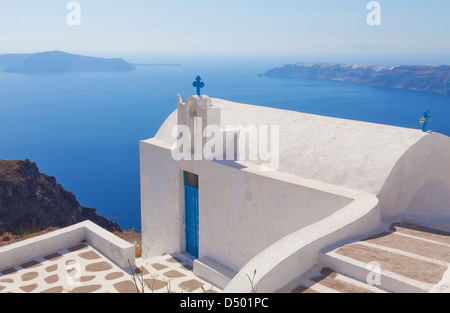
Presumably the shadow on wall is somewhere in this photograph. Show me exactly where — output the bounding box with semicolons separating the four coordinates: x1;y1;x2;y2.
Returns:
407;179;450;219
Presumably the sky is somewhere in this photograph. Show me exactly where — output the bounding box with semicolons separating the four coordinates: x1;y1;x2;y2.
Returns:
0;1;449;62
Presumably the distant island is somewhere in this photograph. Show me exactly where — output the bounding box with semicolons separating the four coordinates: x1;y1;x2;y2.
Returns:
264;62;450;96
132;63;182;67
0;51;136;74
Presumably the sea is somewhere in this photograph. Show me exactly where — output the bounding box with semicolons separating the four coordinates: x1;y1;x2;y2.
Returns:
1;55;449;231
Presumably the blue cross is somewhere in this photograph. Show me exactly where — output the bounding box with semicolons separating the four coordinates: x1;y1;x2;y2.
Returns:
420;109;432;132
192;76;205;96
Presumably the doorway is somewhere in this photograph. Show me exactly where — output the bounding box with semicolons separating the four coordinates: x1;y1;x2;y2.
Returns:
184;171;199;258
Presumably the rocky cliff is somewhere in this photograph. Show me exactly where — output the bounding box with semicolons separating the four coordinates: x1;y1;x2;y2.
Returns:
0;160;120;235
264;63;450;95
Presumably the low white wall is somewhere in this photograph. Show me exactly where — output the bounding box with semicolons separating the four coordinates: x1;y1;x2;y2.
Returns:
0;224;84;272
0;221;135;272
223;196;381;293
85;222;136;269
379;133;450;227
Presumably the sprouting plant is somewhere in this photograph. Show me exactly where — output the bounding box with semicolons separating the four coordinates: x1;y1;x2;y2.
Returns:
128;259;146;293
1;232;13;242
18;221;42;239
128;259;164;293
163;278;173;293
147;274;160;293
246;269;258;293
135;243;142;258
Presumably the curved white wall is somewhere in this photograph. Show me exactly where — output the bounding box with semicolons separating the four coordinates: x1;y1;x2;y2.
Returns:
223;196;381;293
378;133;450;226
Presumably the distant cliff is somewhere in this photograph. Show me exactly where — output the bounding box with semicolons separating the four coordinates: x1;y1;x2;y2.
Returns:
0;51;136;74
0;160;120;235
264;63;450;95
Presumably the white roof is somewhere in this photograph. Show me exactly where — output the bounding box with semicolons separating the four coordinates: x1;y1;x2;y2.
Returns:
154;97;428;194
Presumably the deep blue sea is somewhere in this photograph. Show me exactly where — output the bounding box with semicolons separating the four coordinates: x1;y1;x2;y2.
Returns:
1;57;449;231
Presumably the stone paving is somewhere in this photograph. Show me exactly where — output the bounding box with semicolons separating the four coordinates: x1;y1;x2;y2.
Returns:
0;242;221;293
133;255;220;293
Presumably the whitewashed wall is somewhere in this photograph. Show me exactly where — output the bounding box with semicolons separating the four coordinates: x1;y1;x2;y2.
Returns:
379;133;450;227
140;138;353;272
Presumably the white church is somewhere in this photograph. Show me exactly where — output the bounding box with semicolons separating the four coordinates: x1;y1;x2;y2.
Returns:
140;89;450;293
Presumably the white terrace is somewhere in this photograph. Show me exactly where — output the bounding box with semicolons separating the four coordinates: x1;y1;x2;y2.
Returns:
0;221;220;293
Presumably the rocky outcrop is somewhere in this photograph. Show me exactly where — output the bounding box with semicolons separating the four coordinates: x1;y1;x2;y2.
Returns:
264;63;450;95
0;160;120;235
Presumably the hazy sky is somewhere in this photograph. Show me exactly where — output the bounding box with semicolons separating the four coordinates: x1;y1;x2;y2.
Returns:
0;0;449;58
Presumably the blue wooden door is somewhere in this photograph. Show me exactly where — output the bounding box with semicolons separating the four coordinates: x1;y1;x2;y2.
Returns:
185;181;199;258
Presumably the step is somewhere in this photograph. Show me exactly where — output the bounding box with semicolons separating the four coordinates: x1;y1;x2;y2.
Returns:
193;257;237;290
318;223;450;293
291;266;386;293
